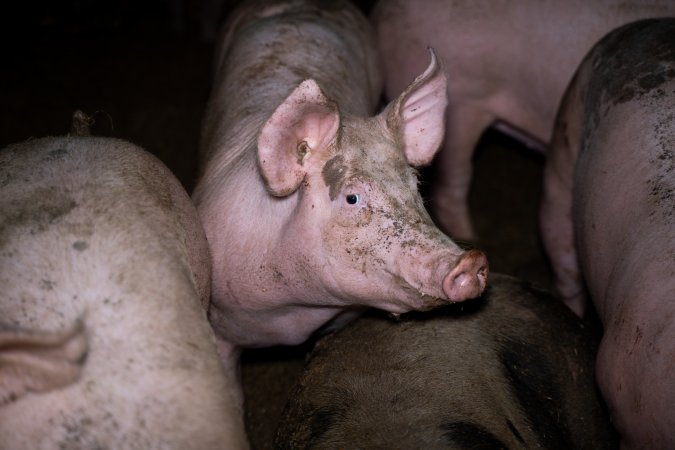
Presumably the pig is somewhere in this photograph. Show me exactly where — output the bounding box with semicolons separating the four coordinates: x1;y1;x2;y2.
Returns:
191;0;489;361
371;0;675;241
274;273;617;449
0;131;247;449
540;19;675;449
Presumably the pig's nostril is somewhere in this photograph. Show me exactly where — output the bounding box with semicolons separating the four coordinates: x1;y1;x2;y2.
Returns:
443;250;489;302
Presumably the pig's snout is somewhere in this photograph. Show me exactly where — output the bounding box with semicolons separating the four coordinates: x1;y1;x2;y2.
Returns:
443;250;489;302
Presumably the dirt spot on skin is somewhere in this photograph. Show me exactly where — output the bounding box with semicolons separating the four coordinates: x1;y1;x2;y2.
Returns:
585;19;675;130
647;147;674;222
0;190;77;246
579;20;675;227
629;326;644;355
39;279;56;290
646;106;674;224
73;240;89;251
56;410;124;450
271;266;285;283
45;147;69;161
322;155;347;201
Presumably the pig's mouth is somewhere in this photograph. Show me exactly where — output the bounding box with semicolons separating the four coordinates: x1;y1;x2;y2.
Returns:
391;249;489;309
391;276;455;311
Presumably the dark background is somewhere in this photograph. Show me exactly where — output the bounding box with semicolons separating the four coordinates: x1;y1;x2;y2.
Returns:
0;1;553;448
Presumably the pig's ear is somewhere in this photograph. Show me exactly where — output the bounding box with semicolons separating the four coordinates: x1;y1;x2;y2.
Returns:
258;80;340;196
385;48;448;167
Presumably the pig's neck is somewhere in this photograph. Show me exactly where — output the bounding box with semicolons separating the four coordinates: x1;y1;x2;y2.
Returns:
202;148;347;349
208;251;348;348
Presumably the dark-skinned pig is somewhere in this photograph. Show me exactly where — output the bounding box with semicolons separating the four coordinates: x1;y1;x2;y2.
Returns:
275;273;616;449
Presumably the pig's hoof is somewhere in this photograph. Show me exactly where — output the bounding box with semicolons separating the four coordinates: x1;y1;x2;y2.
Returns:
443;250;489;301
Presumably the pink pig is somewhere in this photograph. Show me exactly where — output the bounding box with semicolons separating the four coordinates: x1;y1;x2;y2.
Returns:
192;0;488;359
541;19;675;448
372;0;675;240
0;131;247;449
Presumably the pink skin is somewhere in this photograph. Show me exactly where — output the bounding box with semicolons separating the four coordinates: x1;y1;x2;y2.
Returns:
372;0;675;240
0;136;247;449
540;20;675;449
0;322;87;405
192;0;488;357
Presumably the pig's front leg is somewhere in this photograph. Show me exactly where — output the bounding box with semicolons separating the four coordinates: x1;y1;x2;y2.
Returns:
214;337;249;449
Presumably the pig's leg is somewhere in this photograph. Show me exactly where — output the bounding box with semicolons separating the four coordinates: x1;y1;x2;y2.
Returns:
540;118;586;317
430;104;492;241
0;321;87;405
215;337;248;443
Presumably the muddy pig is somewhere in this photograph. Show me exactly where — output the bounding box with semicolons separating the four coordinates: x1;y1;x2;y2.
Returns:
0;132;247;449
371;0;675;240
192;0;489;362
540;19;675;449
274;273;617;449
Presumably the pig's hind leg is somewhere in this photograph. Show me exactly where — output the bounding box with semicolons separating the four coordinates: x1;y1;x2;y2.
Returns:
430;103;494;241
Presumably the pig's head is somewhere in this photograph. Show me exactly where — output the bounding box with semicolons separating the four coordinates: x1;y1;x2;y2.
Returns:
257;49;488;313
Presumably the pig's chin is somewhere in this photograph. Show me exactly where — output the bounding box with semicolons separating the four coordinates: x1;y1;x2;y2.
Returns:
377;293;449;315
384;278;452;312
411;292;454;310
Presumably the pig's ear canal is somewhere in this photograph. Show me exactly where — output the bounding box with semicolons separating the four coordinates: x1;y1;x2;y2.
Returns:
257;79;340;197
385;47;448;168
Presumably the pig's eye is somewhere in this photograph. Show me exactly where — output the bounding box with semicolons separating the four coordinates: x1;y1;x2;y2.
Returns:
345;194;360;205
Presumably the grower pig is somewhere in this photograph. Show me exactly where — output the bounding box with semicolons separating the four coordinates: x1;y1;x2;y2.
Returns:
275;273;617;449
192;0;488;359
0;134;247;449
540;19;675;449
372;0;675;240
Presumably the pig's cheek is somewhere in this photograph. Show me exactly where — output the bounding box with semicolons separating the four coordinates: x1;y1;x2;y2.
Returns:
333;203;373;228
324;204;374;261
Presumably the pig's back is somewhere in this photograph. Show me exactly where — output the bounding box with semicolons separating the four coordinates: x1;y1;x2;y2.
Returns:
275;273;616;449
572;19;675;310
372;0;675;142
199;0;382;170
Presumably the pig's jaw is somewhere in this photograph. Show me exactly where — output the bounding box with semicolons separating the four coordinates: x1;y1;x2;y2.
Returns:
207;252;486;348
377;289;450;314
373;279;460;314
205;254;445;347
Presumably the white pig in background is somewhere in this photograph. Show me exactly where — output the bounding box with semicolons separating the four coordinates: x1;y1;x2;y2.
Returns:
192;0;488;364
372;0;675;240
540;19;675;449
0;128;247;448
